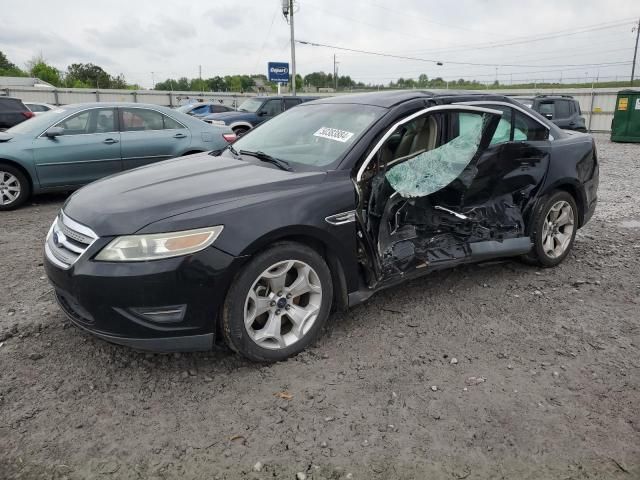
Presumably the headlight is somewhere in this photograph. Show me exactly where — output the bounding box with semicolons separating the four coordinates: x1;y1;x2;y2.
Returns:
95;226;223;262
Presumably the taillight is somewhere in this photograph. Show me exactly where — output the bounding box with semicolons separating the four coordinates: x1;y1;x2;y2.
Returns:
222;133;237;143
22;111;35;119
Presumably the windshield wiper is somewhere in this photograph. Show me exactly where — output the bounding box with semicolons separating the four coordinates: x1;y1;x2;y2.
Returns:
211;143;240;157
239;150;292;171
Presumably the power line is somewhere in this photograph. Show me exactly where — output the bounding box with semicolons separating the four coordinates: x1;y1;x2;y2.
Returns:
296;39;634;69
395;18;637;55
346;61;632;81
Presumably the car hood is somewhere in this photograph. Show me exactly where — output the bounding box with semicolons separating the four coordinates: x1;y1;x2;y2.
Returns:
63;152;325;237
0;131;32;146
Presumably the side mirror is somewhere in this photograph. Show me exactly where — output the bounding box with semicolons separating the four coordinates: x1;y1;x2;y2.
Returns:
544;113;553;120
44;127;64;138
257;110;267;117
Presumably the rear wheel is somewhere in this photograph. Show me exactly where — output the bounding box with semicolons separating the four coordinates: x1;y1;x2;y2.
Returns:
233;126;249;137
524;190;578;267
222;242;333;362
0;164;30;211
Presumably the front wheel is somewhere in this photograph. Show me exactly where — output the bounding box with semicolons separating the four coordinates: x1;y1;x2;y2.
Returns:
222;242;333;362
0;164;30;211
525;191;578;267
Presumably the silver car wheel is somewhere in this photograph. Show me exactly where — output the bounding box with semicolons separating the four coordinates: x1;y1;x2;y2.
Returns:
0;171;21;206
244;260;322;350
541;200;575;259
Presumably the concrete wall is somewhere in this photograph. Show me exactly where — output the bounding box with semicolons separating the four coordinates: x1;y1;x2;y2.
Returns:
2;85;625;132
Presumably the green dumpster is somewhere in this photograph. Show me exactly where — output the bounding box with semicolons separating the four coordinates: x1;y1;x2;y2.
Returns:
611;89;640;143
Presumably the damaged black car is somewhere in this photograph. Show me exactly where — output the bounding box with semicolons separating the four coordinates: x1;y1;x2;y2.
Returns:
44;90;599;362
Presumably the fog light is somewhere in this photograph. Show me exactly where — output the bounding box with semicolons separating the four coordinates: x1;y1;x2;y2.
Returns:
129;305;187;323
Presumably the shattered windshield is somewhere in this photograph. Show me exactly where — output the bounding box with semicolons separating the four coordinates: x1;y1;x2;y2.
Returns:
385;112;492;198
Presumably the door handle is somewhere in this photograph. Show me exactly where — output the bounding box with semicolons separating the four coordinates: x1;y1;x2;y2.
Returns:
103;138;119;144
173;133;187;139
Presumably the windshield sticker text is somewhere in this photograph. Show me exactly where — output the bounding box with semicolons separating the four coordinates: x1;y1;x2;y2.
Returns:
313;127;355;143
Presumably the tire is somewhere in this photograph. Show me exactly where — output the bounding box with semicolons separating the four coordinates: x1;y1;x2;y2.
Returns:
222;241;333;362
0;164;30;211
523;190;578;267
233;127;249;137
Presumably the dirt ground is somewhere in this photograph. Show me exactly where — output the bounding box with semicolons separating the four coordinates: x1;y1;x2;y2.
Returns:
1;133;639;479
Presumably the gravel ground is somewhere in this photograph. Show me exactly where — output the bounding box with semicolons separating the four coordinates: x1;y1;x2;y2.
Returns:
1;133;639;479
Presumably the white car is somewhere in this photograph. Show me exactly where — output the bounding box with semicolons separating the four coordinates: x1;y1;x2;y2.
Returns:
25;102;56;115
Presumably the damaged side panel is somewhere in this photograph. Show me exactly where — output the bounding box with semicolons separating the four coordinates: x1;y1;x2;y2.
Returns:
355;105;549;286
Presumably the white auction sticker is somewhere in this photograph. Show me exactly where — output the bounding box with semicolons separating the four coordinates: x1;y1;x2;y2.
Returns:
313;127;355;143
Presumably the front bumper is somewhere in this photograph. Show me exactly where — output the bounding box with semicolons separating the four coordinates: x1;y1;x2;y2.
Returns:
45;242;245;352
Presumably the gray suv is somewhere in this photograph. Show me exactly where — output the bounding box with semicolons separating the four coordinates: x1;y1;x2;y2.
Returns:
513;95;586;132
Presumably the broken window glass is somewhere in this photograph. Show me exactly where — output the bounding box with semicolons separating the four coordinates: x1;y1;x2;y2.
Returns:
385;113;491;198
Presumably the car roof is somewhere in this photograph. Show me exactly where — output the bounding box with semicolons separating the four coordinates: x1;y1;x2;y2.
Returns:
534;95;576;100
251;96;317;101
309;90;525;108
56;102;175;109
0;96;24;103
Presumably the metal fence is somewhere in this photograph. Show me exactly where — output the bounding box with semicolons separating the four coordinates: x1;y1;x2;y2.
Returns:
2;85;624;132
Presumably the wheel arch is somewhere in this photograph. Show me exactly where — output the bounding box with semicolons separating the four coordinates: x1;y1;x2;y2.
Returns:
544;180;586;227
0;158;35;192
229;122;252;132
238;226;351;312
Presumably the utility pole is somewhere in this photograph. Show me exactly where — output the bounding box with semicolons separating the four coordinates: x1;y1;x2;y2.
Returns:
333;54;339;91
632;17;640;86
289;0;296;96
151;71;155;90
199;65;203;93
282;0;297;95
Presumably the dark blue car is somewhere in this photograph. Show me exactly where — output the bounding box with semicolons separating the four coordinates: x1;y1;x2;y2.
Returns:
203;96;317;135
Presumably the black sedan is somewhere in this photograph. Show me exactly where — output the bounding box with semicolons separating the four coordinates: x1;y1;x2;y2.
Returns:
44;91;599;362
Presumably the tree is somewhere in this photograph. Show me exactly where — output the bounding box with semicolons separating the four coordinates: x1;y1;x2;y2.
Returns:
110;73;128;89
29;60;62;86
0;50;27;77
65;63;112;88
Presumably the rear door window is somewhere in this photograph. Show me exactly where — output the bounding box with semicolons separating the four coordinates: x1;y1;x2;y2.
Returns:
460;106;513;145
284;98;302;110
261;99;283;116
538;102;554;118
162;114;184;130
121;108;164;131
513;111;549;141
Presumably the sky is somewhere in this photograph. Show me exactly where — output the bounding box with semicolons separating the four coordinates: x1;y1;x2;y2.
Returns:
1;0;639;88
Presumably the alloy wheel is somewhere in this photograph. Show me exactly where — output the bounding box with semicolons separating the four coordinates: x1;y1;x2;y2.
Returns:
0;171;21;206
541;200;575;259
244;260;322;350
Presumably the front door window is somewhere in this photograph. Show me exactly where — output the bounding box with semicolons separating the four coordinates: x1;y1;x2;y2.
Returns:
385;111;493;198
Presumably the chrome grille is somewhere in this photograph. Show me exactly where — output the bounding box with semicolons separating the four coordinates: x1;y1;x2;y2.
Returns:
45;212;97;269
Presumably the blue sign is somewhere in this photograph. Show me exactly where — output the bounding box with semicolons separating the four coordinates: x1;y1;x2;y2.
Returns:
268;62;289;83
